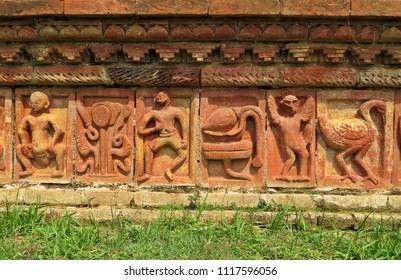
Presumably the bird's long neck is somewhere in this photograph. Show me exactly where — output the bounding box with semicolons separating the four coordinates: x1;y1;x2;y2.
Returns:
358;100;382;124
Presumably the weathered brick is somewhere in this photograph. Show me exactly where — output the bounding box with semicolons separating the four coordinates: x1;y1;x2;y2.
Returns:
23;189;82;206
322;195;388;211
136;0;208;16
388;196;401;211
132;192;191;207
319;213;356;229
80;190;133;207
203;193;260;208
260;194;321;210
0;0;63;16
352;0;401;17
353;213;401;228
282;0;350;17
209;0;280;16
64;0;136;15
0;188;24;204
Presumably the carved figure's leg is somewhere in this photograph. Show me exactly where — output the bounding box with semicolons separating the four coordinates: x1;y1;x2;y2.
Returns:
166;148;187;182
52;143;66;177
295;147;310;181
335;145;362;183
165;135;188;181
16;144;34;177
138;138;166;182
354;142;378;185
277;147;296;181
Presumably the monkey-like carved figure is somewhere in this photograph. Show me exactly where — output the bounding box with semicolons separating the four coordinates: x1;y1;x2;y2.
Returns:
268;95;315;182
137;91;188;182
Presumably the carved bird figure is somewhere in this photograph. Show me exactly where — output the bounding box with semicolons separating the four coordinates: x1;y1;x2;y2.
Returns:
318;100;386;185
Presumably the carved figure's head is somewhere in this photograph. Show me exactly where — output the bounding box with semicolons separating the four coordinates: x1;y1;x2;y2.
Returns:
280;95;300;115
154;91;171;107
29;91;50;112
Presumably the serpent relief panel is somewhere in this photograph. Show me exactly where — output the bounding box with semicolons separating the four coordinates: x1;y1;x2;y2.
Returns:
15;88;73;182
135;88;198;186
317;90;393;189
200;89;266;188
75;89;134;183
0;88;12;182
267;90;316;187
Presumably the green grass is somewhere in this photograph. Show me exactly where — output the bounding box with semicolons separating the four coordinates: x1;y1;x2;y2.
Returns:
1;202;401;260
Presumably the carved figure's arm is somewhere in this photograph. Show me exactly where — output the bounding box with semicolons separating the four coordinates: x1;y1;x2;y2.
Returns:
299;96;315;122
268;95;281;125
49;115;65;147
137;112;158;136
18;117;31;145
175;109;188;142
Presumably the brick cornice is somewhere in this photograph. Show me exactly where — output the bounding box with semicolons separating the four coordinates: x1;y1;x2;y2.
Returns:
1;0;401;18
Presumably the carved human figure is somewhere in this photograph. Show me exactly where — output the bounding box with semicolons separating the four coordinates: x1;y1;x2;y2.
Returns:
16;91;66;177
268;95;315;182
319;99;386;185
137;91;188;182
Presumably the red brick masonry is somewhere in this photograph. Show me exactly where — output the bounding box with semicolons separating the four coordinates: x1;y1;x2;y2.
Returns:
1;0;400;18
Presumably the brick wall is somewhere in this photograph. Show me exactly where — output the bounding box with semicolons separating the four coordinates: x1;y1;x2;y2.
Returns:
1;1;401;218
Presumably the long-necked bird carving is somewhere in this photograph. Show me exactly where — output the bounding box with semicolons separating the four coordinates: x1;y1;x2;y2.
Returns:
319;100;386;185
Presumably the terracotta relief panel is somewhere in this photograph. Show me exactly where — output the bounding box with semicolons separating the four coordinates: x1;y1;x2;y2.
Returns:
393;92;401;188
267;90;316;187
15;88;74;182
135;88;198;186
0;88;12;182
200;89;266;188
317;90;393;189
75;89;134;183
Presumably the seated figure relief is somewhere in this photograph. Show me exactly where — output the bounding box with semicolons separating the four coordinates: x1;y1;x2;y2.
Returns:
16;91;66;178
137;91;189;182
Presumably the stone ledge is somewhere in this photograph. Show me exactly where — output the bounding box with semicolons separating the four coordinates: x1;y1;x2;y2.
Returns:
2;189;400;212
41;206;401;229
